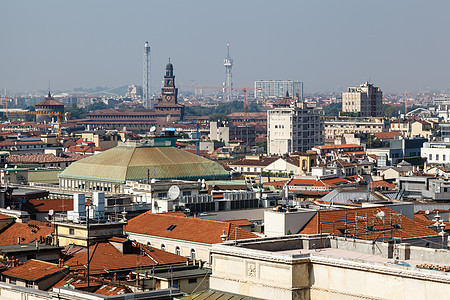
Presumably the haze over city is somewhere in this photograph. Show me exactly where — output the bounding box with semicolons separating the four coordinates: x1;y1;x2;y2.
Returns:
1;0;450;93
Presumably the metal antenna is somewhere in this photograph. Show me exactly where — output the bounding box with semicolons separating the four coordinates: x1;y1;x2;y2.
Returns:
143;41;152;109
223;42;233;101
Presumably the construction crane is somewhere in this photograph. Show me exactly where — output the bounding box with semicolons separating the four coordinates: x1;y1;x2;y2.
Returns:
404;91;408;116
178;84;260;121
0;95;10;117
11;110;70;141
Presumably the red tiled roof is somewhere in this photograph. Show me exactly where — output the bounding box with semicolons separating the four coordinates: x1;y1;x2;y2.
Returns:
126;212;258;244
0;220;53;246
2;259;67;281
67;145;105;153
0;213;15;221
23;199;73;213
7;153;86;164
373;132;403;140
264;180;288;189
223;219;253;227
0;140;43;146
229;157;279;167
65;241;187;275
300;206;439;239
315;144;362;150
371;180;396;189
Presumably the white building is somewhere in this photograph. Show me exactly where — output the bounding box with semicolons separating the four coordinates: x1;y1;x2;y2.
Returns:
342;82;383;117
421;141;450;165
267;93;323;155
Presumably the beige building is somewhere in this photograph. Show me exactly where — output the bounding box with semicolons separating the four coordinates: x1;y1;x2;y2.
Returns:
342;81;383;117
208;235;450;300
324;117;389;139
267;93;323;155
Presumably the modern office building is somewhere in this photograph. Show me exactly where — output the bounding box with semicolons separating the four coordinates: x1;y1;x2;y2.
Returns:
342;82;383;117
267;92;323;155
254;80;303;100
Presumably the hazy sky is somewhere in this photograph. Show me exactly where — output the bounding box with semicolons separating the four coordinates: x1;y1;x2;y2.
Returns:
1;0;450;94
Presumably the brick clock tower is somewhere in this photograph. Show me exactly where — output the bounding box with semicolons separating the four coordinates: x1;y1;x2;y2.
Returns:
154;61;184;127
161;62;178;104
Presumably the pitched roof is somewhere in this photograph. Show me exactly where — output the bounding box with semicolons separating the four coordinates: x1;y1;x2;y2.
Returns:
2;259;67;281
0;220;53;246
371;180;396;189
126;212;259;244
65;240;187;275
60;145;230;182
223;219;253;227
0;213;15;221
7;153;86;164
314;144;363;150
373;131;403;140
229;157;278;167
23;198;73;213
299;206;439;239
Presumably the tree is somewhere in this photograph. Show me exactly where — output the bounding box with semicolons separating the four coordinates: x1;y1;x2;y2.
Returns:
383;104;399;118
323;103;342;116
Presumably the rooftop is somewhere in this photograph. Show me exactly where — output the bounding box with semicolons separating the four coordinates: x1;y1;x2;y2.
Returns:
2;259;67;282
59;145;230;183
127;211;259;244
65;240;187;274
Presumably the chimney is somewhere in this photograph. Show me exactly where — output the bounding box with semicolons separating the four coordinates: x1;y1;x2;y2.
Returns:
144;270;148;278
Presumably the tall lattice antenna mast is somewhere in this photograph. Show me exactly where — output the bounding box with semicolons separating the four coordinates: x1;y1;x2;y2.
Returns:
143;41;152;109
223;42;233;101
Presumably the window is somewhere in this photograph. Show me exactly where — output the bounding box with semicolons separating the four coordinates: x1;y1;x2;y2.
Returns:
175;246;181;256
444;155;446;161
147;241;152;246
436;154;439;161
26;281;33;288
188;278;197;284
166;224;177;232
190;249;196;260
69;228;74;235
429;154;432;161
161;244;166;251
9;278;16;284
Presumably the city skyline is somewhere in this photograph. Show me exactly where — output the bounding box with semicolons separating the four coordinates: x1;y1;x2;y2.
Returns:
1;0;450;94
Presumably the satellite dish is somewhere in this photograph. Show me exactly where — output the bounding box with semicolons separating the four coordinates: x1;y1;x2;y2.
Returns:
48;209;54;216
168;185;180;200
150;126;156;132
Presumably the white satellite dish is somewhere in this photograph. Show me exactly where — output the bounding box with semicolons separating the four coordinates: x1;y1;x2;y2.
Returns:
168;185;181;200
48;209;54;216
150;126;156;133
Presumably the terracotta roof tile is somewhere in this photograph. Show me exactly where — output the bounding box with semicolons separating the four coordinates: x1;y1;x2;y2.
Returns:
223;219;253;226
0;220;53;246
315;144;362;150
229;157;279;167
373;132;404;140
7;153;86;164
126;212;259;244
2;259;67;281
65;240;186;275
23;199;73;213
300;206;439;239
